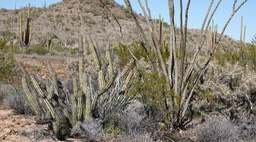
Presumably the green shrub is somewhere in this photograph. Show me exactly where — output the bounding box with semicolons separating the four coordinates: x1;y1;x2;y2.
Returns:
0;40;15;81
1;8;8;12
68;48;78;55
24;44;48;55
113;42;147;67
115;14;124;20
214;44;256;70
130;70;174;120
0;31;16;40
87;19;96;25
65;27;71;32
124;9;132;19
11;45;22;54
103;123;126;135
91;9;100;16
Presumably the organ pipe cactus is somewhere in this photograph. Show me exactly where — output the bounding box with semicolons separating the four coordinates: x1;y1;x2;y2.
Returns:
18;35;131;140
21;77;42;115
18;3;32;48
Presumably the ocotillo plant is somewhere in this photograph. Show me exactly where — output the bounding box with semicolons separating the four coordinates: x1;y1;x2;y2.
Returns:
122;0;248;128
18;3;32;48
239;15;246;62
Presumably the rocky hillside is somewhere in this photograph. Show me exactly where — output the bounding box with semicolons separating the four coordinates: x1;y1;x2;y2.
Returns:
0;0;239;49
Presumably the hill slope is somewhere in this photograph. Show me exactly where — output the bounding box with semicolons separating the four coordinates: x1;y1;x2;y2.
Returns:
0;0;239;49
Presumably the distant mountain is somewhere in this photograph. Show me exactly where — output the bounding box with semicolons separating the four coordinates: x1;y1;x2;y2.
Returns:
0;0;239;49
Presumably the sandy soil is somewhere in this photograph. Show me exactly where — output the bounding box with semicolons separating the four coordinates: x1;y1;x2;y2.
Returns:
0;109;59;142
14;54;69;79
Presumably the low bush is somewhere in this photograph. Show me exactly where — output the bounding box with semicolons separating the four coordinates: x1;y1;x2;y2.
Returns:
104;102;150;134
0;40;16;81
237;116;256;141
0;84;9;106
25;44;49;55
3;85;34;114
0;31;16;40
195;116;239;142
70;119;104;141
114;133;155;142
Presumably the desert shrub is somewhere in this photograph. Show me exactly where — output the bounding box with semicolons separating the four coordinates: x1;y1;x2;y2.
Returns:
3;85;34;114
24;44;49;55
162;21;169;27
214;44;256;71
195;116;240;142
94;76;136;133
70;119;104;141
199;62;256;118
131;70;174;121
67;5;73;9
1;8;8;12
237;116;256;141
115;13;124;20
91;9;100;16
55;14;64;19
113;42;180;124
68;48;78;55
0;40;16;81
87;19;96;25
104;122;126;135
243;44;256;71
125;12;132;18
214;46;240;66
0;84;12;105
11;45;22;54
103;108;149;134
95;81;132;120
114;133;155;142
0;31;16;40
113;42;147;67
65;27;71;32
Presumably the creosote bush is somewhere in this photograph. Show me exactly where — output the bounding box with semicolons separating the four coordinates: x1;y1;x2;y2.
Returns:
0;40;16;81
131;70;174;120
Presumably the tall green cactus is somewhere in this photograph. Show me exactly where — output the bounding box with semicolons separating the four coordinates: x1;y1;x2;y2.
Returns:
30;75;56;119
18;3;32;48
21;77;42;115
88;36;105;89
71;78;78;125
106;45;113;79
19;35;131;140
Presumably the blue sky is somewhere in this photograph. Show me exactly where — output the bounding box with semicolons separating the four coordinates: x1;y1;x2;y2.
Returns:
1;0;255;42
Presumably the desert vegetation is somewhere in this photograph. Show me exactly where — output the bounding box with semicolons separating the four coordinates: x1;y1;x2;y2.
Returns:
1;0;256;141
